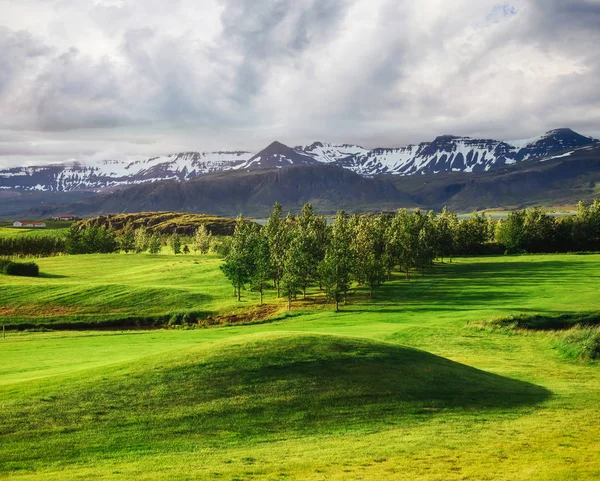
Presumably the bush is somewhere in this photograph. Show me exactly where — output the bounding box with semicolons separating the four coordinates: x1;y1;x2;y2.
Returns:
551;326;600;362
2;261;40;277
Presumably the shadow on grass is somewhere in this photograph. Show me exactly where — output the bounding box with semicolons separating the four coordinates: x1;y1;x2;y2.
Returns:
347;257;599;314
38;272;68;279
1;334;552;468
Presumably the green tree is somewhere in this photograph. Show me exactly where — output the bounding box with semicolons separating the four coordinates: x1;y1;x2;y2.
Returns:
248;225;272;305
193;224;212;254
65;225;84;254
134;226;149;253
265;202;288;296
295;203;322;299
220;215;254;301
182;244;190;255
148;233;162;254
318;211;354;311
352;215;387;298
118;222;135;253
169;233;182;255
436;207;457;262
281;230;304;310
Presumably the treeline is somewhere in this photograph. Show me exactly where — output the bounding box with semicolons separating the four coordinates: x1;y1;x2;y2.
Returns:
495;201;600;253
0;236;66;257
220;203;493;311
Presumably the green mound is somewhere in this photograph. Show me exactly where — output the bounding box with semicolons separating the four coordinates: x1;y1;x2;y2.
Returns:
0;334;549;470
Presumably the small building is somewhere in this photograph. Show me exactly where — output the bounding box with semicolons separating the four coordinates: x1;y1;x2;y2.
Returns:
13;221;46;228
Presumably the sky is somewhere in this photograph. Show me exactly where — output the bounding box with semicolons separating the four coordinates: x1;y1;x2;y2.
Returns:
0;0;599;167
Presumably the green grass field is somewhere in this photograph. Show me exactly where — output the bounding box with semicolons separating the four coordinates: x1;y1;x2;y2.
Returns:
1;253;599;479
0;220;72;236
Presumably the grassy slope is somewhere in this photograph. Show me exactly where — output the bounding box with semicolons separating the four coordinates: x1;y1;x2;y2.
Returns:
1;254;600;479
0;254;263;325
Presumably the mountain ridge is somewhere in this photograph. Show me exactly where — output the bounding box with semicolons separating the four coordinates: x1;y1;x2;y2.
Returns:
0;128;597;193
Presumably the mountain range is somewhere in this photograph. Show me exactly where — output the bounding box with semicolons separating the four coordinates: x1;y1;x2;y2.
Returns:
1;128;596;193
1;127;599;218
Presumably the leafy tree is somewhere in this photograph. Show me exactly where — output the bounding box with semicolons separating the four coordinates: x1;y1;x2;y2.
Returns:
295;203;322;299
148;233;162;254
248;226;272;305
318;211;354;311
118;223;135;253
416;219;436;275
193;224;212;254
134;226;149;253
169;233;182;255
182;245;190;255
65;225;84;254
265;202;288;296
495;211;525;254
436;207;457;262
352;215;387;298
281;230;304;310
220;215;254;301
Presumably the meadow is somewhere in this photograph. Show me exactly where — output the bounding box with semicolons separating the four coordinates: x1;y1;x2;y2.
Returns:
0;253;599;479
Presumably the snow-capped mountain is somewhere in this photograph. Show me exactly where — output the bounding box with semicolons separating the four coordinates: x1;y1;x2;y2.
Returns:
1;128;597;192
0;151;253;192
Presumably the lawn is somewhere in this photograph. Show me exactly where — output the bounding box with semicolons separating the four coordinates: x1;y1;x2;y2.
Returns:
0;254;272;326
0;253;599;480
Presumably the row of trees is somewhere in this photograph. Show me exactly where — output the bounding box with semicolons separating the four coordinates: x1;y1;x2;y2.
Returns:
495;201;600;253
63;224;216;255
220;203;495;311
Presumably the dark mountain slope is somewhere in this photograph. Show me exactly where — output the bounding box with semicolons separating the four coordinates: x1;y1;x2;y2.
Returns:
390;144;600;210
28;164;415;218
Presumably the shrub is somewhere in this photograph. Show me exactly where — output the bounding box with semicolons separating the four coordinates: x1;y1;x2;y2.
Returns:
3;261;40;277
551;326;600;362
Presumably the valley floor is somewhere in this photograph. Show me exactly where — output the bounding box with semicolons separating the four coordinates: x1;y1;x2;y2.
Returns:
1;254;599;480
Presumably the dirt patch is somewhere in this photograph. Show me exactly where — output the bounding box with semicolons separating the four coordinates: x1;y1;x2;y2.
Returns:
203;304;282;326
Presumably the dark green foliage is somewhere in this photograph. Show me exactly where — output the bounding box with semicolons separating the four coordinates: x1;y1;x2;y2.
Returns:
65;225;117;254
2;261;39;277
490;312;600;331
169;234;182;255
0;235;66;257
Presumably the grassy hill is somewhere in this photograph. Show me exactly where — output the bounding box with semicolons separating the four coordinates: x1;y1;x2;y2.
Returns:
1;254;600;479
75;212;241;236
0;253;273;328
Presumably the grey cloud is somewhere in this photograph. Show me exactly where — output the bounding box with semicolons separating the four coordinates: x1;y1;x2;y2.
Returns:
0;0;598;166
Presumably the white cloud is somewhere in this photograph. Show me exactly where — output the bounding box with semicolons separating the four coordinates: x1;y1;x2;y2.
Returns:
0;0;598;167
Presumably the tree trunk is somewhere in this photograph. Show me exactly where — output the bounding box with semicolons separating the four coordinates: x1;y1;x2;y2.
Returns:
287;295;291;311
335;298;339;312
303;286;306;300
369;286;373;299
259;289;263;306
237;284;241;302
277;282;280;298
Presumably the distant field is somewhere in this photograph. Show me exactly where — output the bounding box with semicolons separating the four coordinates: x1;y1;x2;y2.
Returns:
0;220;72;238
1;253;600;479
0;253;271;327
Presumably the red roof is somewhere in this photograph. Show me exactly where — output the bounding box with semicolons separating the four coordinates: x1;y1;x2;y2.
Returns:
17;221;45;225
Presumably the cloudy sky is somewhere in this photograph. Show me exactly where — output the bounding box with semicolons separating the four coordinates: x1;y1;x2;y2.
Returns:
0;0;599;167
